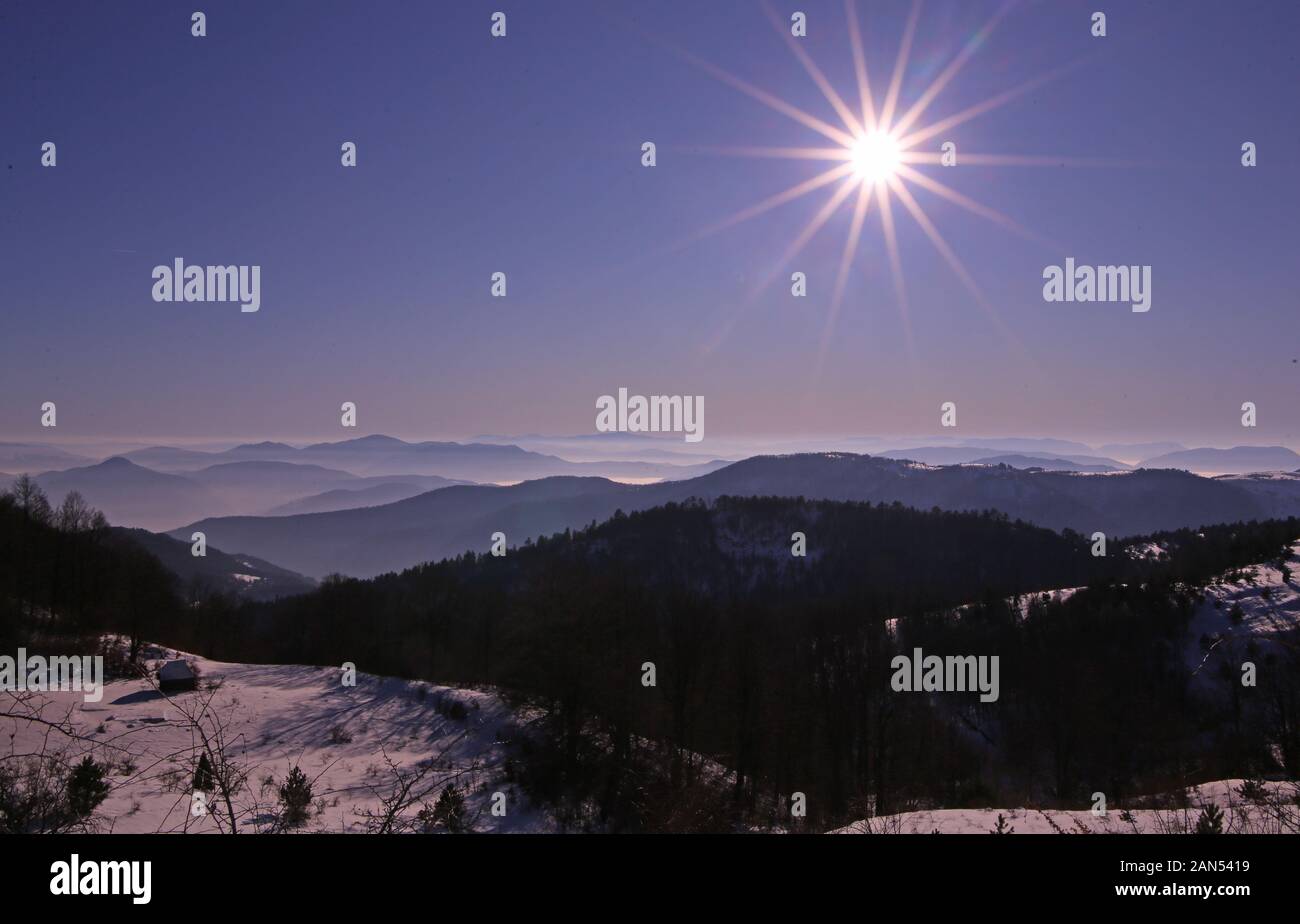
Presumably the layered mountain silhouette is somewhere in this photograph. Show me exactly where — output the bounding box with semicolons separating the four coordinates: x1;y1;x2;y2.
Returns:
1097;441;1186;462
26;456;473;528
121;434;729;483
1138;445;1300;473
16;438;1300;552
0;441;94;471
37;458;232;531
172;453;1291;579
965;454;1122;473
879;446;1127;470
266;480;448;515
185;461;468;514
185;460;363;511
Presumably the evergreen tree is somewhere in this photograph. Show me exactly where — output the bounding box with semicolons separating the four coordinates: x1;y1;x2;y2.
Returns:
431;784;468;833
66;756;110;821
278;766;313;828
192;753;215;792
1195;803;1224;834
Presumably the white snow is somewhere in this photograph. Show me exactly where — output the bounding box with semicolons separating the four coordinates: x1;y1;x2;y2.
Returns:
832;779;1300;834
1184;540;1300;680
2;648;548;833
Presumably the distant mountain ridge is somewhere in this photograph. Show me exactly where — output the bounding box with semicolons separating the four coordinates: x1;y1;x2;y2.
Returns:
266;481;439;515
1139;445;1300;473
880;446;1129;470
24;455;476;529
36;457;230;531
172;452;1292;579
966;454;1122;473
119;434;729;483
10;435;1297;480
0;442;95;472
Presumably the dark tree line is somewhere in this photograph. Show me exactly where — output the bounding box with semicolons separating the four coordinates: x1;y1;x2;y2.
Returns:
0;477;179;662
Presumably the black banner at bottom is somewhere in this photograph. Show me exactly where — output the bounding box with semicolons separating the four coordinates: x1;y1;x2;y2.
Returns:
1;833;1275;911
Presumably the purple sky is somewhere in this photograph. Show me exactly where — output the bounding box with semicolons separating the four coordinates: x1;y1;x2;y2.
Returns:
2;0;1297;450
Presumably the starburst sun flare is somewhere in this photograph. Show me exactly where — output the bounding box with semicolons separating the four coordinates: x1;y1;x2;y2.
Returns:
672;0;1095;367
849;131;902;184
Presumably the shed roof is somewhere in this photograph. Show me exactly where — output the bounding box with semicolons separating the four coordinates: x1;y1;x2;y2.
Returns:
158;660;196;681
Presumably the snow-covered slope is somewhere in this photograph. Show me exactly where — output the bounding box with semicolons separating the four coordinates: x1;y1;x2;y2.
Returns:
832;779;1299;834
1185;540;1300;681
2;649;547;833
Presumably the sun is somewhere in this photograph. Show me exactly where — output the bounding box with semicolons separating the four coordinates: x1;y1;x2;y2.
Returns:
662;1;1093;370
849;131;901;184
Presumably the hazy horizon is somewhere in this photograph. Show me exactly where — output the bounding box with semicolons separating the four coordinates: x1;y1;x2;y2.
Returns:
4;429;1298;466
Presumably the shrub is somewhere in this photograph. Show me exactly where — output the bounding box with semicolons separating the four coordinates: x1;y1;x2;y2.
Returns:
437;697;468;722
428;784;468;833
65;757;110;820
0;755;108;832
192;753;215;792
278;766;313;828
1195;803;1224;834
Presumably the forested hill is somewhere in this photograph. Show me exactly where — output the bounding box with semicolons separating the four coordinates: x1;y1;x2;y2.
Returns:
418;496;1106;606
232;497;1300;678
232;498;1103;667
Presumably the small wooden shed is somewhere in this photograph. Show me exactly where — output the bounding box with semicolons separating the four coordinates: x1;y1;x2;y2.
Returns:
158;659;198;693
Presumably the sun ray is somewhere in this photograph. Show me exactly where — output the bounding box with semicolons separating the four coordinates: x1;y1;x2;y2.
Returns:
887;175;983;304
844;0;878;134
894;163;1053;247
677;144;853;162
887;175;1026;355
832;181;875;309
705;175;860;354
814;181;875;379
880;0;922;130
899;152;1144;167
673;45;858;148
877;181;916;360
553;161;857;311
762;0;864;139
688;161;857;244
889;0;1017;139
750;174;861;298
896;56;1087;150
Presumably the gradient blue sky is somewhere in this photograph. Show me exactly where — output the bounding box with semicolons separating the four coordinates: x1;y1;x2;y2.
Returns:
2;0;1297;448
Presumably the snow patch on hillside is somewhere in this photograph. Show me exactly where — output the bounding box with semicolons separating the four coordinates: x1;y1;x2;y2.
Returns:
832;779;1299;834
3;649;547;833
1185;540;1300;679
